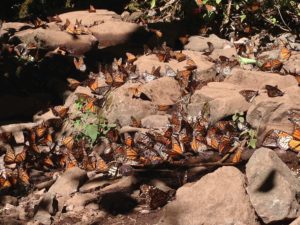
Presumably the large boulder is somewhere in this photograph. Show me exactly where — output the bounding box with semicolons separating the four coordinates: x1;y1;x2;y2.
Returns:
247;85;300;145
134;50;216;82
48;167;87;197
188;82;251;122
184;34;231;52
159;166;259;225
283;52;300;74
102;77;181;126
11;28;98;56
59;9;146;48
188;68;298;124
246;148;300;224
0;22;33;40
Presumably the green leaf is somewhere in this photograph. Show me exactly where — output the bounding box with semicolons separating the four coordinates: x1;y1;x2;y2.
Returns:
238;117;245;123
232;114;238;121
150;0;156;9
83;124;99;144
248;138;257;149
240;14;246;22
216;0;222;4
238;56;257;65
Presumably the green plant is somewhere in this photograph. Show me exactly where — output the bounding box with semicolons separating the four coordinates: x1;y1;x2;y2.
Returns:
71;98;116;146
232;112;257;149
240;128;257;149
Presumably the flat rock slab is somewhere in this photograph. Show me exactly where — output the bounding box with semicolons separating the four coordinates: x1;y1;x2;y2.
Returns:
188;82;251;122
159;166;259;225
12;28;98;55
188;68;299;124
184;34;231;52
246;148;300;224
48;167;87;196
247;85;300;144
283;52;300;74
90;21;143;48
58;9;120;27
134;50;216;82
0;22;33;39
102;77;181;126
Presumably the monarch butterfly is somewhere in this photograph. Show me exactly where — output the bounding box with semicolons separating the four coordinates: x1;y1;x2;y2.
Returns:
52;105;68;118
40;133;53;147
124;133;133;147
153;142;168;160
113;73;125;87
18;168;30;185
35;124;47;138
232;147;243;163
31;143;41;154
94;155;108;172
66;153;78;169
217;136;232;154
261;59;282;71
130;116;141;128
191;137;208;153
43;156;54;167
125;147;138;161
279;47;291;61
174;52;186;62
168;136;184;157
179;128;192;144
156;53;168;62
126;52;137;63
88;5;96;13
156;104;172;111
165;65;176;77
82;97;97;113
67;78;80;90
62;136;74;151
106;129;119;143
265;85;284;98
169;112;182;134
4;147;15;164
0;176;11;190
15;147;27;164
288;128;300;152
73;57;86;72
239;90;259;103
185;59;197;71
105;72;113;85
264;129;293;151
151;66;161;77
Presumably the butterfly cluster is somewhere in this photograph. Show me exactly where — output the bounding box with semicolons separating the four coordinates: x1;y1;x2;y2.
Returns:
262;111;300;152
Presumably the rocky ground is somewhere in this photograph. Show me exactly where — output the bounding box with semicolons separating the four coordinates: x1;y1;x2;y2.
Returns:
0;7;300;225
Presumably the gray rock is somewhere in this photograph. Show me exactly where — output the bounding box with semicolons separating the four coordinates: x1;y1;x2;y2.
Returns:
102;77;181;126
12;28;98;56
134;50;216;82
33;193;58;225
159;167;259;225
188;68;299;124
0;22;33;39
188;82;251;122
283;52;300;74
290;216;300;225
141;115;170;129
90;21;143;48
127;11;143;22
0;195;18;206
247;85;300;145
246;148;300;224
184;34;231;52
48;167;87;196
